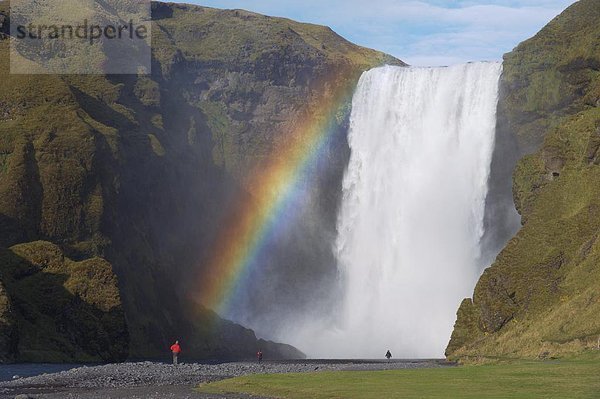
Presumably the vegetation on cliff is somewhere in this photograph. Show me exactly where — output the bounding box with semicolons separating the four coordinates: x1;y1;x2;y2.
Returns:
447;0;600;361
0;1;402;361
0;242;128;362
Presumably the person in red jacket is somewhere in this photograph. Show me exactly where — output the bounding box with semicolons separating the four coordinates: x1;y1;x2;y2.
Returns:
170;340;181;365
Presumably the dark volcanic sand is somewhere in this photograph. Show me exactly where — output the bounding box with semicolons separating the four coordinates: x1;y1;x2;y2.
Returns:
0;360;451;398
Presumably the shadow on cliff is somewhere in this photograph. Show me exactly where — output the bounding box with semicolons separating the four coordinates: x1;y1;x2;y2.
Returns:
0;245;129;363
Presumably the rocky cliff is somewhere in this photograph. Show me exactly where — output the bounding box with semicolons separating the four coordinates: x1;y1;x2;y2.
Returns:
0;1;403;362
447;0;600;361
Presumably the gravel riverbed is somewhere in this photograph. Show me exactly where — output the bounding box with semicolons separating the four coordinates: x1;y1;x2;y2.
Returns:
0;360;450;398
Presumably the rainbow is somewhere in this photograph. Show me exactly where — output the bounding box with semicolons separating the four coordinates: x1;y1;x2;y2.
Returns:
196;76;356;316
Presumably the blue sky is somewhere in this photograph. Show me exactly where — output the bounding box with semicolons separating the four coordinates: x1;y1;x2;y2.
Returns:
181;0;576;66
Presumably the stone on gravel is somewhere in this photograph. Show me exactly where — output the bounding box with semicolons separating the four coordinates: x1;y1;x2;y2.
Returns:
0;360;451;398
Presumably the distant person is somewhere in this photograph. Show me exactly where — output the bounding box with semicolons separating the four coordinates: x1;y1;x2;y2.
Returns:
257;350;263;363
385;350;392;360
170;340;181;365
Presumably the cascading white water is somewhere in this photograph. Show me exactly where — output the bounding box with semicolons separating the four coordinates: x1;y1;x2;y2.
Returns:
295;62;502;358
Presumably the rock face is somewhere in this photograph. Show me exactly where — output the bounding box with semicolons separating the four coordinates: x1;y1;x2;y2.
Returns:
0;2;403;361
0;279;16;363
447;0;600;360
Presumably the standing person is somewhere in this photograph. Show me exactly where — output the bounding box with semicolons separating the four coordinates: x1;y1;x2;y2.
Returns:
385;350;392;360
170;340;181;365
257;349;263;363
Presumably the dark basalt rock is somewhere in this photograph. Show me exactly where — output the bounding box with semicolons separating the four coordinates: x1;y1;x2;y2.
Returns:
0;12;7;37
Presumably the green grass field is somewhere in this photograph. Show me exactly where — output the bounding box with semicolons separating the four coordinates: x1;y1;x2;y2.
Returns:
198;355;600;398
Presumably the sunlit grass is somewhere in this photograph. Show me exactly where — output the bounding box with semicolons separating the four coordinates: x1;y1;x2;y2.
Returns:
198;355;600;399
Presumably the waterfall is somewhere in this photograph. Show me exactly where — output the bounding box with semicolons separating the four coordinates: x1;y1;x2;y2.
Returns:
297;62;502;358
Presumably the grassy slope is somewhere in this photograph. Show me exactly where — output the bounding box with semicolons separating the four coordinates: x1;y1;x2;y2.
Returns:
499;0;600;154
198;355;600;398
153;4;398;67
447;0;600;360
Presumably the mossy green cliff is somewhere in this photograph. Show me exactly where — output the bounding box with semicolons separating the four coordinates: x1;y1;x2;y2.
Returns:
0;241;127;362
0;2;403;362
447;0;600;361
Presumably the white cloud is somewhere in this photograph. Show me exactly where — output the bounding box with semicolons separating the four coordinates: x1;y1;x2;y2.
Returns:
188;0;577;66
